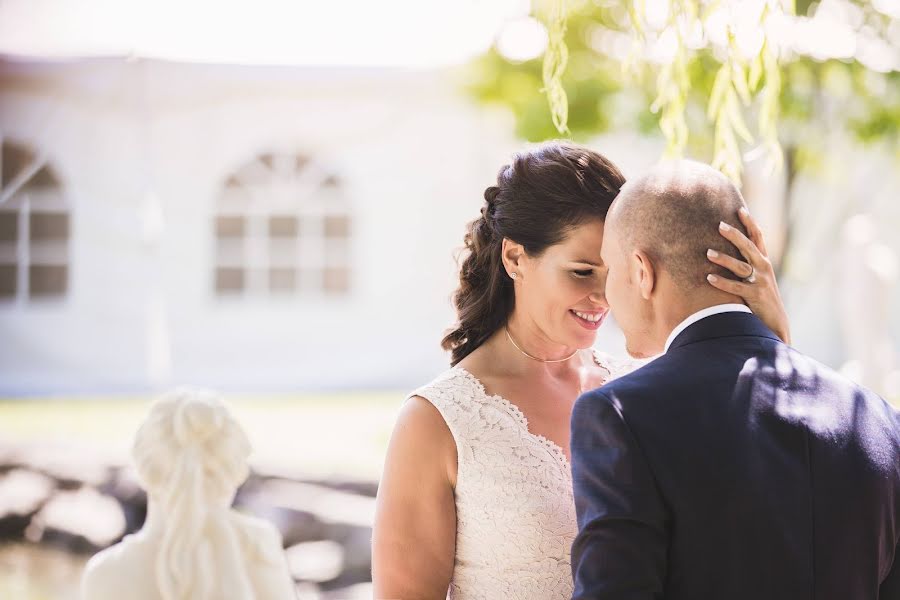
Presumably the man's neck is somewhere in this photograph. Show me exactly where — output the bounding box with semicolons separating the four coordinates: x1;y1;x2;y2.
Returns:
664;302;751;353
654;290;747;353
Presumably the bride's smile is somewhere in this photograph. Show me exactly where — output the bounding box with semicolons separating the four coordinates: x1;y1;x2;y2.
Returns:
570;308;607;330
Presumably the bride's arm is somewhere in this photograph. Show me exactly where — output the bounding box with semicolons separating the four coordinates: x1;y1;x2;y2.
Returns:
706;206;792;344
372;395;456;598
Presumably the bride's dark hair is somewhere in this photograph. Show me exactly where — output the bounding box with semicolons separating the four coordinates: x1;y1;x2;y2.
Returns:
442;142;626;366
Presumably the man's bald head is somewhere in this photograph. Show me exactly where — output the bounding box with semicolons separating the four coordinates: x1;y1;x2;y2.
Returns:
608;160;749;289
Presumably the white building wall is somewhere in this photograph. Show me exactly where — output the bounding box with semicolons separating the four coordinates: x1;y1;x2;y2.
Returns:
1;57;898;396
0;58;516;394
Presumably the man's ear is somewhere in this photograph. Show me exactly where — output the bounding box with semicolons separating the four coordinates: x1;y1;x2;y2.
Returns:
501;238;526;278
630;249;656;300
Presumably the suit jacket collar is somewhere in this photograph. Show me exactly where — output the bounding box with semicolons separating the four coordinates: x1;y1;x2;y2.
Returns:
667;311;782;352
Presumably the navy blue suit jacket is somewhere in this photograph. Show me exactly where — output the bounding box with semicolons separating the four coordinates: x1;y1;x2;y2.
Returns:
570;311;900;599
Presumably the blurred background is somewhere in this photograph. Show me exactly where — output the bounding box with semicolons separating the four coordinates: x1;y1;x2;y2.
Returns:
0;0;898;598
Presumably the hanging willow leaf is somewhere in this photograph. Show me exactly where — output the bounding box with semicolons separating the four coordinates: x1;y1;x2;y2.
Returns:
727;94;755;144
647;0;693;158
708;64;732;119
623;0;648;76
758;30;785;173
749;52;764;93
539;0;795;183
542;0;570;134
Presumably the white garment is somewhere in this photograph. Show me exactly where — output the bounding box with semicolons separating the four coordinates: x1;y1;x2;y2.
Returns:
407;350;639;600
663;303;752;353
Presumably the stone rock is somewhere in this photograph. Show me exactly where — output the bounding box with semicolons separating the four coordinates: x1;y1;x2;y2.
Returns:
97;466;147;534
323;582;374;599
29;487;126;553
294;581;324;599
318;524;372;591
235;481;327;546
0;468;56;540
9;443;112;488
251;478;376;528
285;539;344;583
317;479;378;498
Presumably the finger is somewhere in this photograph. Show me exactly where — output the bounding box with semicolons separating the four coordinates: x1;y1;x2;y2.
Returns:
738;206;769;258
707;249;754;279
719;221;764;267
706;273;755;298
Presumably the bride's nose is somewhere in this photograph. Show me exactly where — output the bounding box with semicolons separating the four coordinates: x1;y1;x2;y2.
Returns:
588;288;606;307
588;274;606;306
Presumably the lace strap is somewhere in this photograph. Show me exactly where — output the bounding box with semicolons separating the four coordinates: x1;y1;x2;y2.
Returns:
406;370;479;454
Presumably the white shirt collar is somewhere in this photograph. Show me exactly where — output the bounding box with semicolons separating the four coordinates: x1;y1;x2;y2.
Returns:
663;303;752;353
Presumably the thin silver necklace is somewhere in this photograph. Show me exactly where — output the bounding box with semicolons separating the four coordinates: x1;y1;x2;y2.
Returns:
504;327;579;363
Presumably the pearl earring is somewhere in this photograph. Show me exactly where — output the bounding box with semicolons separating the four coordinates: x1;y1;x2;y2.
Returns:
510;272;517;280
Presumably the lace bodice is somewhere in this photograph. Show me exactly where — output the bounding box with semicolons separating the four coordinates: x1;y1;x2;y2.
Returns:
407;350;640;599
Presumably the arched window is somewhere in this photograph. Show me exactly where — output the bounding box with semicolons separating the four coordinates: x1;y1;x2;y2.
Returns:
213;152;351;297
0;139;69;301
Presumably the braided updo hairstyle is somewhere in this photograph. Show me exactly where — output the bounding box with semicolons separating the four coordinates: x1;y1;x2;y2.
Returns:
441;142;626;366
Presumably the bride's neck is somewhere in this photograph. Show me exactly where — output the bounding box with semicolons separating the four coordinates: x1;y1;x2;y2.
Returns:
493;318;585;378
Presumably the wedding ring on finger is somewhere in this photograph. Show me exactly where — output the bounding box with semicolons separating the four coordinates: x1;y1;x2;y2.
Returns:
744;265;757;284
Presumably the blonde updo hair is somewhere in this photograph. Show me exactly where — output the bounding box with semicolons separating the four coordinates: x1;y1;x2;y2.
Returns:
132;387;281;600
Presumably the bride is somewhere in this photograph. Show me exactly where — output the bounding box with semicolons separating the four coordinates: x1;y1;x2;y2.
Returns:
371;142;789;599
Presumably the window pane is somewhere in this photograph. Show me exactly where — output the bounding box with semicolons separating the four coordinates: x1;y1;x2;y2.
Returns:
324;215;350;239
269;216;298;237
0;264;15;297
1;143;34;188
216;216;245;238
29;265;66;297
215;267;244;294
0;212;17;242
30;212;68;241
323;267;350;294
29;166;59;188
30;241;68;264
269;268;296;292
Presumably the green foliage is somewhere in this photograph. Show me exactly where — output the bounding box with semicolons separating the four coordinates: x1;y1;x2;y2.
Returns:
467;1;625;142
466;0;900;183
542;0;571;133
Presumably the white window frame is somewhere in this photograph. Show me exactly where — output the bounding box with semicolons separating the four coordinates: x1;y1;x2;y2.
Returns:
0;138;69;305
213;152;351;298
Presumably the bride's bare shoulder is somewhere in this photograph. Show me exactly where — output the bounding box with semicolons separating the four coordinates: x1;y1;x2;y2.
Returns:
385;393;457;486
400;394;453;435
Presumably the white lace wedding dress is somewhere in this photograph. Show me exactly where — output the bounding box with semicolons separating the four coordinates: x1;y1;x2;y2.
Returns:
407;350;639;599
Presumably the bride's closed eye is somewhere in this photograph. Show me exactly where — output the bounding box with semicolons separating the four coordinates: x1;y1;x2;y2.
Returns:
572;269;594;278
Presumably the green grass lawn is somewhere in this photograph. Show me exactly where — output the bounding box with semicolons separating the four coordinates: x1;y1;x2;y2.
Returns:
0;392;404;481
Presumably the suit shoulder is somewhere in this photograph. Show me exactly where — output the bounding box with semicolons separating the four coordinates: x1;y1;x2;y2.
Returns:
769;344;890;404
573;386;624;424
595;353;682;398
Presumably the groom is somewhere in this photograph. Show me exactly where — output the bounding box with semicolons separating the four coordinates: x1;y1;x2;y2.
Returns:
570;160;900;599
